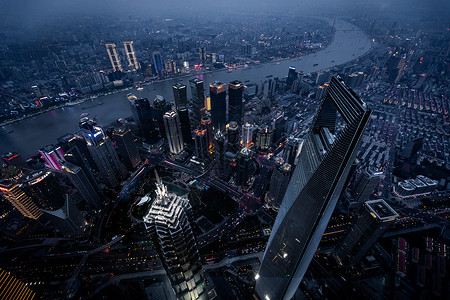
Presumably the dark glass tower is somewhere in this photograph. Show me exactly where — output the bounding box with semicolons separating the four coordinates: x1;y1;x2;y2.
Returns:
113;125;141;171
255;76;371;300
152;52;164;78
228;80;244;124
79;118;127;187
189;78;205;126
209;81;227;131
286;66;297;90
177;105;192;145
129;97;156;141
172;83;188;109
335;199;398;266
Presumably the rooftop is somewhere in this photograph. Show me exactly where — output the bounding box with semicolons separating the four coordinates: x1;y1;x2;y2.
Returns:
365;199;399;221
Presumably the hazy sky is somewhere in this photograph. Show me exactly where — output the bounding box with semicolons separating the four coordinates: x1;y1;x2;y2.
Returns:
1;0;449;28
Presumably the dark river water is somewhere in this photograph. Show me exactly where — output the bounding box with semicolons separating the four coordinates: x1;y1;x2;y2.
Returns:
0;19;371;155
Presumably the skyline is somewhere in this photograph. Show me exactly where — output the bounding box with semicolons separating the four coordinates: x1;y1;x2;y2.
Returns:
0;4;449;300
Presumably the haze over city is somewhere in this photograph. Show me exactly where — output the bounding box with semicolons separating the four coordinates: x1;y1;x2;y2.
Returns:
0;0;448;299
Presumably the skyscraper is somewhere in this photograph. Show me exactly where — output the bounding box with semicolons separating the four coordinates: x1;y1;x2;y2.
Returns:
228;80;244;124
39;144;66;171
201;116;214;150
153;95;172;138
79;118;127;187
177;105;192;145
189;78;205;126
286;66;297;90
194;129;208;160
227;121;240;153
152;52;164;78
351;166;382;205
237;147;253;186
335;199;398;266
113;125;141;170
255;125;273;150
255;76;371;300
172;83;188;109
22;170;65;210
42;196;86;237
2;152;28;169
105;43;122;72
163;111;184;155
0;267;36;300
123;41;139;71
268;157;291;211
61;161;102;210
129;97;156;141
242;123;255;149
0;166;42;220
209;81;227;131
143;174;206;299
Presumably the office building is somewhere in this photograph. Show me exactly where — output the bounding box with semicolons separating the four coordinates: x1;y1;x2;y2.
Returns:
39;144;65;171
172;83;188;109
79;118;127;187
210;81;227;131
177;105;192;145
113;125;141;170
123;41;139;71
152;52;164;78
57;132;98;173
316;70;330;85
61;161;102;210
237;147;253;186
153;95;172;138
42;196;86;237
286;66;297;90
228;80;244;124
200;116;214;150
335;199;398;266
268;157;291;210
0;166;42;220
2;152;28;169
282;136;300;166
194;129;208;160
22;170;65;210
190;78;205;126
0;267;36;300
255;125;273;150
57;133;102;197
143;174;206;299
351;166;382;205
227;121;240;153
163;111;184;155
105;43;122;72
242;123;255;149
129;97;156;141
255;76;371;300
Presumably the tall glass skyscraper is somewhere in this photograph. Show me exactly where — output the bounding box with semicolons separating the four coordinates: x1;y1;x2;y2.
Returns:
228;80;244;124
79;118;127;187
172;83;188;109
163;110;184;155
152;52;164;78
189;78;205;126
255;76;371;300
209;81;227;131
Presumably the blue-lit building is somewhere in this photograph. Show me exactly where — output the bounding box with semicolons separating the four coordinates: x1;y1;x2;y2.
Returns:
152;52;164;78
